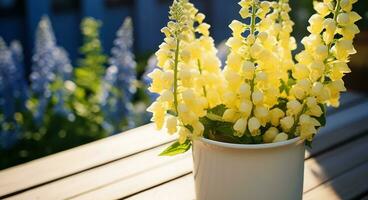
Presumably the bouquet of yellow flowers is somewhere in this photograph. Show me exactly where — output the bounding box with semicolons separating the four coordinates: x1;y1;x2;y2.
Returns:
147;0;360;155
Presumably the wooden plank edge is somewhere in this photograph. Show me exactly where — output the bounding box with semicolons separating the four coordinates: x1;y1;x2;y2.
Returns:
303;161;368;200
0;124;176;198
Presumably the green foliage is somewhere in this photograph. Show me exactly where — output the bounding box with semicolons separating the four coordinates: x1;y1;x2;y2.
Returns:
76;17;107;97
72;17;108;136
159;139;191;156
0;17;110;170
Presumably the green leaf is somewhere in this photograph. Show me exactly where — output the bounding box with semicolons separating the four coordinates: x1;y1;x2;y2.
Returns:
208;104;227;116
159;139;192;156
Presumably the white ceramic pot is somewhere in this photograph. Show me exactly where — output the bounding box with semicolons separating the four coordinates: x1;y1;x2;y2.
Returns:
192;137;305;200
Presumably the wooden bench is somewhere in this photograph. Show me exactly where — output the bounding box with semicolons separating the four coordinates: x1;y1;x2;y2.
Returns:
0;91;367;200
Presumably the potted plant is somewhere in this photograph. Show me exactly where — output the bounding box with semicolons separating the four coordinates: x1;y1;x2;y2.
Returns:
146;0;361;199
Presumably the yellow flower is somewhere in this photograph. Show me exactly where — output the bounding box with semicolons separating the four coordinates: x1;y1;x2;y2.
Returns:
313;2;331;17
166;116;177;134
280;116;294;132
287;100;303;116
223;109;239;122
307;14;324;34
270;108;285;126
178;127;190;144
332;39;357;61
263;127;279;143
196;23;211;36
252;90;264;105
273;132;288;143
229;20;246;37
233;118;248;135
147;102;166;130
248;117;261;136
337;13;350;26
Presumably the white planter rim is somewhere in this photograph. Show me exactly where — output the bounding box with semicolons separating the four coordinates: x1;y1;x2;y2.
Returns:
200;136;303;150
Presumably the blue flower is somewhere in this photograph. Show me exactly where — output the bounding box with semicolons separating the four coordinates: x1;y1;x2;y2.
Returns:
0;37;20;149
10;40;28;110
30;16;72;123
101;17;137;133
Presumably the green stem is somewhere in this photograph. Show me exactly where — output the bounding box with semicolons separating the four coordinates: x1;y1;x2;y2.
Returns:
323;0;341;83
206;113;225;122
250;1;257;35
173;38;180;114
197;59;207;97
288;102;307;139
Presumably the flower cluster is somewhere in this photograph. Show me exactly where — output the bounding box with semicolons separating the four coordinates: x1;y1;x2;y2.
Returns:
147;0;360;149
102;17;137;133
289;0;360;140
147;0;225;143
30;16;73;122
0;38;23;149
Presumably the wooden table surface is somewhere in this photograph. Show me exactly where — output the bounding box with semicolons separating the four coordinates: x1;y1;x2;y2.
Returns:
0;91;368;200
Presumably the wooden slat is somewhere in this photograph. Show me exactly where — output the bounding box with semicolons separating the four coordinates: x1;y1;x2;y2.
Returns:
125;134;368;200
303;134;368;192
4;144;192;200
306;101;368;158
8;99;368;200
0;124;175;198
303;161;368;200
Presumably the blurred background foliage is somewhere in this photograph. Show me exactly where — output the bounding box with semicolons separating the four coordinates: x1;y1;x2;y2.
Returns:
0;0;367;170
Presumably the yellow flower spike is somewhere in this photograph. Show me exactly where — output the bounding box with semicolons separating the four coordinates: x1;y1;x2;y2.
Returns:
263;127;279;143
147;0;360;147
273;132;288;143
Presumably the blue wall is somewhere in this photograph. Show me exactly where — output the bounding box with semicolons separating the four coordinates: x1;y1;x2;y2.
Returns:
0;0;239;67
